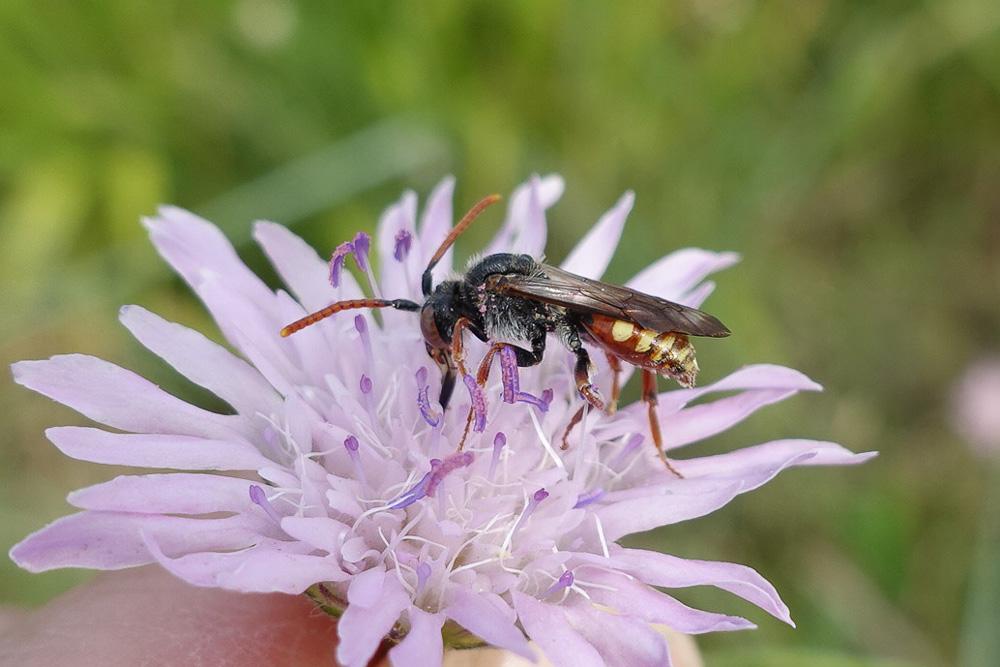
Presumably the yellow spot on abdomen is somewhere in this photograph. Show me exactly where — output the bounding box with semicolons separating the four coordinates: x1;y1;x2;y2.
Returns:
611;320;634;342
635;329;656;352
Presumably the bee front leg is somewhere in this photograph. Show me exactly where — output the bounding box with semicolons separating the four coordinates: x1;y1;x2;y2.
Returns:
605;353;622;414
642;369;683;479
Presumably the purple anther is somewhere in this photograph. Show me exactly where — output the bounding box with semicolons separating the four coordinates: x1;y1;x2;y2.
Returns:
488;431;507;481
573;487;606;509
329;241;354;288
360;374;373;394
343;435;367;484
351;232;371;272
249;484;283;524
393;229;413;261
426;451;474;497
499;346;519;403
544;570;575;597
464;374;487;432
354;314;368;334
533;488;550;503
416;368;441;427
389;470;434;509
415;561;432;594
610;433;645;469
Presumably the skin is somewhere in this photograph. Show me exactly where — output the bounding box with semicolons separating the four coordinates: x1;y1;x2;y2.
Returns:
0;568;702;667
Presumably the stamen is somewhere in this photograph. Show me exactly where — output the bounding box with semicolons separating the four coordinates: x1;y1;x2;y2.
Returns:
415;561;432;594
573;487;606;509
488;431;507;481
498;346;552;412
359;375;373;394
464;374;487;432
610;433;644;469
425;451;474;497
344;435;368;485
389;468;435;510
393;229;413;261
351;232;371;272
328;241;353;288
354;315;375;372
416;367;441;427
248;484;283;524
544;570;575;597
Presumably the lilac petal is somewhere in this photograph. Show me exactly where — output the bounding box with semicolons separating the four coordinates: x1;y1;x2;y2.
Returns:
377;190;420;301
279;516;350;554
560;191;634;279
46;426;273;471
119;306;280;417
67;474;253;515
10;512;266;572
511;175;548;258
445;588;534;659
388;608;445;667
253;220;363;310
348;566;387;607
661;389;800;451
144;536;347;594
12;355;251;442
627;248;740;301
678;280;716;308
596;482;744;540
512;591;603;667
486;174;564;256
607;547;793;625
337;577;411;667
563;604;671;667
419;176;455;282
578;568;756;634
144;207;274;309
682;439;877;478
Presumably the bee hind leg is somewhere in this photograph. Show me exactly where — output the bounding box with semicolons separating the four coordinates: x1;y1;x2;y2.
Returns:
642;370;683;478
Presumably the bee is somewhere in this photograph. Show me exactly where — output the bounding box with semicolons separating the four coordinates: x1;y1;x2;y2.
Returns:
280;195;730;476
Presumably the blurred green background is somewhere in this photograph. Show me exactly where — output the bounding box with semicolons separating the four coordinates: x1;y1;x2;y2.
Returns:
2;1;999;665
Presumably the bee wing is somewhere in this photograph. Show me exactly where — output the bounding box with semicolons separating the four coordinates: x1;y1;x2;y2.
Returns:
489;263;731;337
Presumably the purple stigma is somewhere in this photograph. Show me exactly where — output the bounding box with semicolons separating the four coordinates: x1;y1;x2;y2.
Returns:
415;561;432;594
464;374;487;432
351;232;371;272
544;570;575;597
360;375;373;394
354;314;368;334
533;488;550;503
344;435;359;451
389;470;434;509
425;451;474;497
498;346;552;412
393;229;413;261
328;241;353;288
249;484;283;524
488;431;507;481
416;368;441;427
573;487;606;509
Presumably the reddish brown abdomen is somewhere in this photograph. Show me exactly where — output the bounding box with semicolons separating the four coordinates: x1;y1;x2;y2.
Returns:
582;314;699;387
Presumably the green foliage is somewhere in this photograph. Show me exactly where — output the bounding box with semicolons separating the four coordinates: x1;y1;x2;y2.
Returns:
2;1;998;664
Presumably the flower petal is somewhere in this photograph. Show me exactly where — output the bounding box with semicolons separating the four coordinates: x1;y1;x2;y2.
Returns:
563;603;671;667
279;516;350;554
337;575;411;667
560;191;633;279
348;565;387;607
46;426;273;470
145;536;346;594
388;608;445;667
486;174;564;256
627;248;740;301
512;591;604;667
10;512;267;572
119;305;280;417
445;588;534;659
12;355;252;441
661;389;799;451
419;175;456;283
377;190;420;300
577;569;756;634
67;473;253;515
605;547;793;626
682;439;877;478
253;220;363;311
596;482;744;540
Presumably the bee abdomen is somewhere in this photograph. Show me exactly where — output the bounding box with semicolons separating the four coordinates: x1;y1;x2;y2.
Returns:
585;315;699;387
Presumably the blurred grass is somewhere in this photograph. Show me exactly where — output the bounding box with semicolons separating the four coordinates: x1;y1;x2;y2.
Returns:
1;1;999;665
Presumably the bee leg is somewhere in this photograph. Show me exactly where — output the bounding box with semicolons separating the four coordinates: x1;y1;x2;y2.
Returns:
449;317;474;376
573;348;604;410
642;370;683;478
605;353;622;414
561;405;586;450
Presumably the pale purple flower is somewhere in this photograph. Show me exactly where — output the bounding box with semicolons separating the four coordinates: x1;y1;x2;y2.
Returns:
10;174;875;667
952;356;1000;460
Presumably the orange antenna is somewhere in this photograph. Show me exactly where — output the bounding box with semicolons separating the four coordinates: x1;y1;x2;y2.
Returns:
280;298;419;337
422;194;502;296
